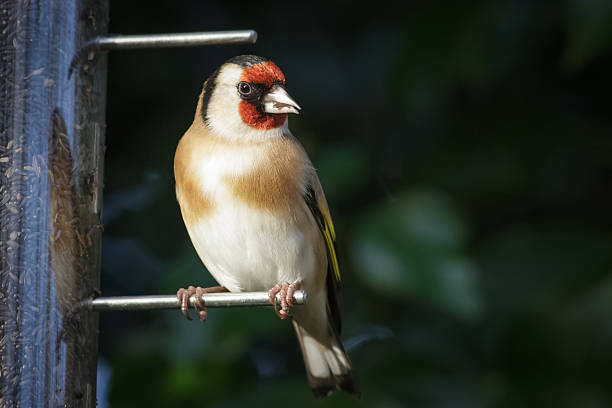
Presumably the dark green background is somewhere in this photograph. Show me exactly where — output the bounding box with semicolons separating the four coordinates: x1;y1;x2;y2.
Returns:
99;1;612;407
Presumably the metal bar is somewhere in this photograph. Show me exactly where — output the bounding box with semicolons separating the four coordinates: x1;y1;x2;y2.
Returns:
96;30;257;50
85;290;307;312
69;29;257;77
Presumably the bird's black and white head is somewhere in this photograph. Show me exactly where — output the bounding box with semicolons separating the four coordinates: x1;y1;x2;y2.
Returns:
200;55;301;141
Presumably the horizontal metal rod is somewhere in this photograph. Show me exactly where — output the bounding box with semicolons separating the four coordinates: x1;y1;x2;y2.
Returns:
84;290;306;312
68;29;257;78
96;30;257;50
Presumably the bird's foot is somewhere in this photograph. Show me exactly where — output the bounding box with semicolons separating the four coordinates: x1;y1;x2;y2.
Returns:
268;281;300;319
176;285;228;322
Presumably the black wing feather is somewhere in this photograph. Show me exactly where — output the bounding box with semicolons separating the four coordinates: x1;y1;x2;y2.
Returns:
304;184;342;335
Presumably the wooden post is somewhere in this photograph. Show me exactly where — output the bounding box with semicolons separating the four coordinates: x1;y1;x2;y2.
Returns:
0;0;108;406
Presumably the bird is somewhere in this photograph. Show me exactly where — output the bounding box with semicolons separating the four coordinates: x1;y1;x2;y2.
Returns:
173;55;359;398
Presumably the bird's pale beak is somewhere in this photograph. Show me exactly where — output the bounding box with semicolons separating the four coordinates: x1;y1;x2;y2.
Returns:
263;85;301;115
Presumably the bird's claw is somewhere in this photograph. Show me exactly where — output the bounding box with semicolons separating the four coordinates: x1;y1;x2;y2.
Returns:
176;286;207;321
176;285;229;322
268;281;300;319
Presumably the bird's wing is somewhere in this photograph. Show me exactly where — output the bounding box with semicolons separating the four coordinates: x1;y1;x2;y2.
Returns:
304;178;342;334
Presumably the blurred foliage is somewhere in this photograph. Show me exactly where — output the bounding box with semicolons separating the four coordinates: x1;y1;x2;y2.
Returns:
351;191;481;320
99;1;612;407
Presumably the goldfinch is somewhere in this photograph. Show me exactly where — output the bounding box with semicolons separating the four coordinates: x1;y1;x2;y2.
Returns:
173;55;359;398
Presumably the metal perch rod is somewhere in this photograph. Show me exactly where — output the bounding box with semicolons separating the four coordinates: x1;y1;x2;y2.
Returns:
96;30;257;50
69;29;257;78
84;290;307;312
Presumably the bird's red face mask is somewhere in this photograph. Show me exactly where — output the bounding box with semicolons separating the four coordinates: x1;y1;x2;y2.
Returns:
237;62;301;130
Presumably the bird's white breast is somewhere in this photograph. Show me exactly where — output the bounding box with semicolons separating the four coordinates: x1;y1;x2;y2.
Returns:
179;137;322;293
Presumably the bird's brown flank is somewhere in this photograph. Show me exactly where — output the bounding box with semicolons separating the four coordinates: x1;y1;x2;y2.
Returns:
174;94;215;224
227;137;308;212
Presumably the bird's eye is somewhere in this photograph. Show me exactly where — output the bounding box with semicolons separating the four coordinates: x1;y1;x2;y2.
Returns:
238;81;252;96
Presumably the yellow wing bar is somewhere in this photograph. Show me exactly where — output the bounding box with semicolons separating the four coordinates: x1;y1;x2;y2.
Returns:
320;209;340;282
